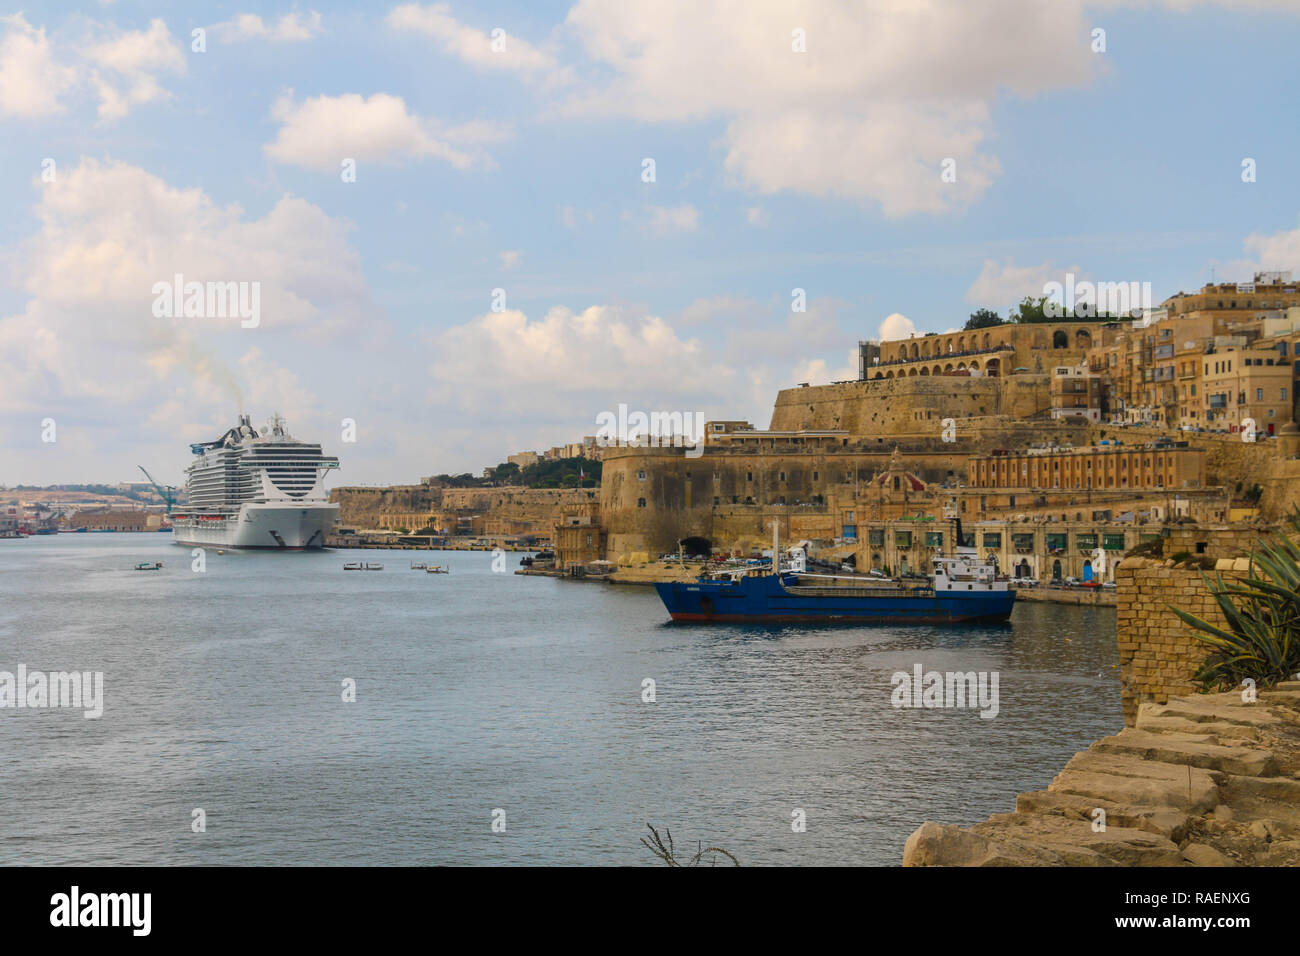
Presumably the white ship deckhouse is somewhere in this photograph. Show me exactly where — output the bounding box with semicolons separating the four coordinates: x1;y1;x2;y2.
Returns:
170;414;340;549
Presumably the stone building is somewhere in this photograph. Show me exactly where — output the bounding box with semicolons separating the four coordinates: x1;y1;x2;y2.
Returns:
966;441;1206;492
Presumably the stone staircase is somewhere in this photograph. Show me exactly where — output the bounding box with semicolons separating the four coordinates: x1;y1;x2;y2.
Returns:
902;683;1300;866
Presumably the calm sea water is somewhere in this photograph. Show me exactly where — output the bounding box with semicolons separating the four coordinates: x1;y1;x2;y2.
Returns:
0;535;1122;866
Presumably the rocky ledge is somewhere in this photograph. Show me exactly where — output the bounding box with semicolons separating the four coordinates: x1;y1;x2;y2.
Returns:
903;683;1300;866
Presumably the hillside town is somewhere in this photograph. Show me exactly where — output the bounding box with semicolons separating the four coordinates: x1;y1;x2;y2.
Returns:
309;273;1300;590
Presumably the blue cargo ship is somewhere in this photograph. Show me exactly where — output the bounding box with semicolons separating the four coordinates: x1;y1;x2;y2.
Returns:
654;548;1015;625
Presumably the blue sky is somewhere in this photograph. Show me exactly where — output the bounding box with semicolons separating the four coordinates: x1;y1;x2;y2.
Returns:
2;1;1299;485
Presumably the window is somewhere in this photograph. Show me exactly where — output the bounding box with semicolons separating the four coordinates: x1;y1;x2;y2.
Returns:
812;471;819;481
779;471;786;482
637;470;646;481
746;472;753;482
1257;388;1264;401
636;498;646;508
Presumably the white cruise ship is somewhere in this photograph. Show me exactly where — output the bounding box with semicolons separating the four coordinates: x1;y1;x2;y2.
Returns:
170;414;340;549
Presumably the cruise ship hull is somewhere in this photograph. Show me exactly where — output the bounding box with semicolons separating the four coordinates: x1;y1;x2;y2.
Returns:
170;503;339;550
654;574;1015;624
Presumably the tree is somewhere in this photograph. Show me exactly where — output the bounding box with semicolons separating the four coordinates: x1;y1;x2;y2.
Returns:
964;308;1003;331
1010;296;1051;324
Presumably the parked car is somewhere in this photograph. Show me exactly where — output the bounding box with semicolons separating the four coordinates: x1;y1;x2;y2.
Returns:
1063;576;1082;587
866;569;888;579
1011;576;1037;588
1100;581;1117;590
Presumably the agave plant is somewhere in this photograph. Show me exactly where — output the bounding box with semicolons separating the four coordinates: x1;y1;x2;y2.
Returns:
1169;509;1300;692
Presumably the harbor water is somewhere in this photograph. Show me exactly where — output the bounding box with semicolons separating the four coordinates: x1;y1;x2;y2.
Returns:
0;535;1122;865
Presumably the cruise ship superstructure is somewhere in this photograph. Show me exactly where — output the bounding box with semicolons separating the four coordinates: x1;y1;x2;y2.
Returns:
170;414;340;549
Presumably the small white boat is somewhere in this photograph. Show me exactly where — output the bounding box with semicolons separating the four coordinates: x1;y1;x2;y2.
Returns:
410;561;428;570
343;562;363;571
133;561;163;571
425;565;448;574
364;562;384;571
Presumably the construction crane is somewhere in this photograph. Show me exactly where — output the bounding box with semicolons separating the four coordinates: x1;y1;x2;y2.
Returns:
138;465;178;510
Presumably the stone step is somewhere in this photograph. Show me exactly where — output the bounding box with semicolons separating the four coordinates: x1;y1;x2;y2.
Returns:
1223;774;1300;805
1014;789;1189;840
1181;843;1236;866
1135;713;1262;742
969;812;1183;867
1092;728;1279;777
902;821;1066;867
1141;695;1285;729
1049;751;1220;814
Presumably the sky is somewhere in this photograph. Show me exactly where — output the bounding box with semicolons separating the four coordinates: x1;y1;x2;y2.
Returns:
2;0;1299;487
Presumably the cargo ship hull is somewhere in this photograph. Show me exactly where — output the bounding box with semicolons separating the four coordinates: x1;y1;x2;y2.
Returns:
654;574;1015;625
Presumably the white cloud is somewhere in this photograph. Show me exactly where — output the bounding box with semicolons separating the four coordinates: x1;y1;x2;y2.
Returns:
386;3;570;85
965;258;1085;308
0;14;76;117
878;312;916;341
264;91;491;171
561;0;1100;216
427;304;740;428
85;17;186;121
499;250;522;270
625;203;698;236
212;11;324;43
1244;219;1300;272
0;158;378;423
678;295;754;326
792;348;857;387
745;206;767;227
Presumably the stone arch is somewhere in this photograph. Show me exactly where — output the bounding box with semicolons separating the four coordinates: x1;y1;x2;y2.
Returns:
985;357;1001;377
874;371;884;379
1076;328;1092;349
944;363;954;373
969;360;980;371
983;332;991;349
957;336;966;352
680;536;712;557
1052;559;1062;580
919;366;930;375
1052;330;1068;348
908;367;918;376
957;362;967;370
932;364;942;376
885;370;895;378
910;342;919;359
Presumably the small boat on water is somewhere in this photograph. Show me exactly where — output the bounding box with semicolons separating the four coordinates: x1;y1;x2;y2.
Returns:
425;565;448;574
133;561;163;571
344;562;385;571
410;561;427;570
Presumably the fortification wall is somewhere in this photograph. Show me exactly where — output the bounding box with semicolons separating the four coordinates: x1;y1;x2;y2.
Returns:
331;485;440;526
1115;556;1246;726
